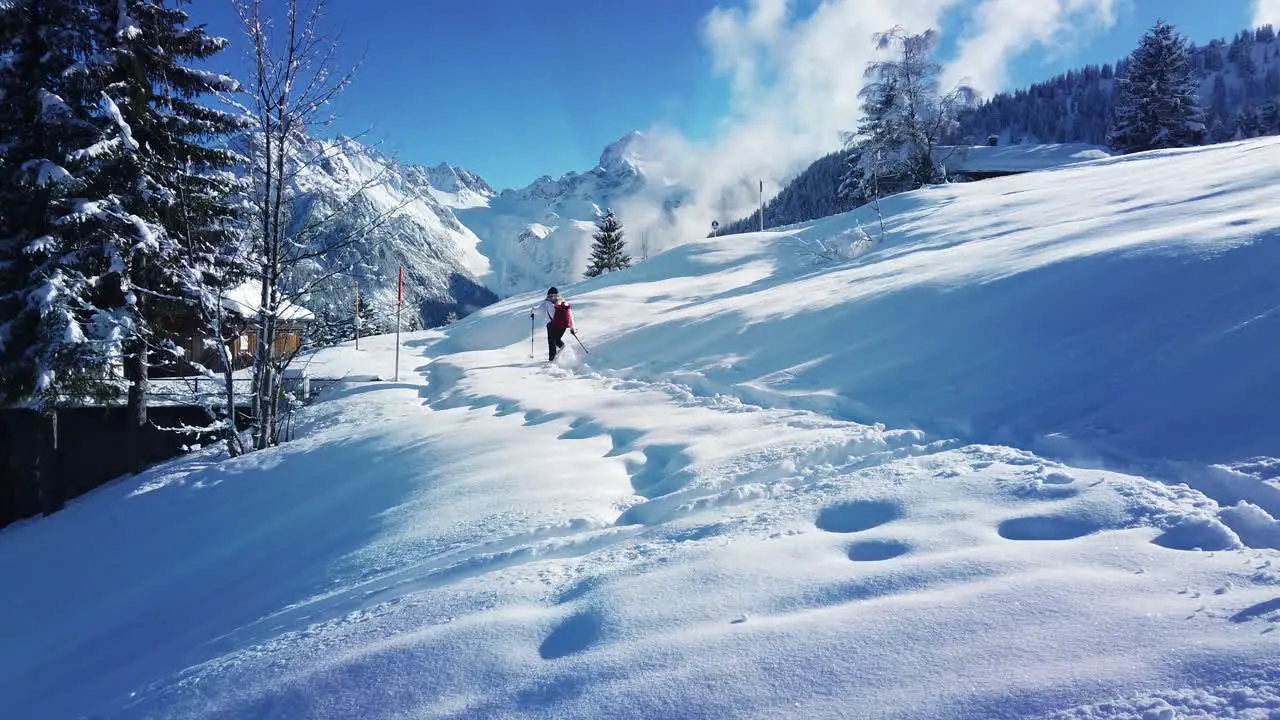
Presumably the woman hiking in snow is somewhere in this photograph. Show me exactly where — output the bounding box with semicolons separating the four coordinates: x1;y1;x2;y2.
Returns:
532;286;575;361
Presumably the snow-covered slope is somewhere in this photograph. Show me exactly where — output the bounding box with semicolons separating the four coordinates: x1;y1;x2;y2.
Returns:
455;130;683;295
3;138;1280;719
283;137;498;330
723;143;1114;236
939;142;1112;173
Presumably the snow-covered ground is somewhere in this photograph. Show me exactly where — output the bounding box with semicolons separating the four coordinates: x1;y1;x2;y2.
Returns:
939;143;1113;174
3;138;1280;719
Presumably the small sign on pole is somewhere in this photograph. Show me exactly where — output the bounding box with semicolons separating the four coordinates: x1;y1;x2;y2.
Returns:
394;266;403;381
711;220;719;236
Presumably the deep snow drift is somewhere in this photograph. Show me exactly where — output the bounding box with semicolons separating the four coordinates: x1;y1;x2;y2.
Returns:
2;139;1280;719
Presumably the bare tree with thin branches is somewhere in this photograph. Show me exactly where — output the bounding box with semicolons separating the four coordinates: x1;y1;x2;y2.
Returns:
233;0;410;450
840;26;976;242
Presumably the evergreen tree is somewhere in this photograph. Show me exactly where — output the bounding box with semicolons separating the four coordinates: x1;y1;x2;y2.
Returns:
1203;41;1225;71
584;209;631;277
1265;67;1280;97
843;76;908;201
1259;98;1280;133
1210;74;1230;121
311;302;377;347
1208;116;1233;143
0;0;126;410
1238;40;1258;78
1235;105;1261;138
93;0;250;449
1109;20;1205;153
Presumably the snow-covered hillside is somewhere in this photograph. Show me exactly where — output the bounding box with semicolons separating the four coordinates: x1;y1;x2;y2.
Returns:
3;138;1280;719
455;130;684;295
721;143;1113;236
284;136;499;329
730;24;1280;240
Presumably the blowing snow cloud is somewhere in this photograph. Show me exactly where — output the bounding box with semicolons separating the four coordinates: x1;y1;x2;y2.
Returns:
623;0;1118;246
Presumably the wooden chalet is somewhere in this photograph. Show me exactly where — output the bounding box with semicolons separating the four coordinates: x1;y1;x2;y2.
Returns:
160;281;315;376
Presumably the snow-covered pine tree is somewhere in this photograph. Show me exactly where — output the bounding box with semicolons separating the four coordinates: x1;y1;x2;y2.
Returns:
1109;20;1206;153
842;75;906;204
1208;116;1233;143
584;209;631;277
1234;105;1261;139
0;0;127;412
1209;74;1230;127
1259;98;1280;134
844;27;974;202
93;0;251;455
311;299;378;347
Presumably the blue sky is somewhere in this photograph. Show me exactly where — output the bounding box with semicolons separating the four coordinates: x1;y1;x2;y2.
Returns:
195;0;1270;190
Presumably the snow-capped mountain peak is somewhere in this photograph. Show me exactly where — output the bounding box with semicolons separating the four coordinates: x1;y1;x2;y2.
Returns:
595;129;645;178
423;160;495;210
427;161;495;198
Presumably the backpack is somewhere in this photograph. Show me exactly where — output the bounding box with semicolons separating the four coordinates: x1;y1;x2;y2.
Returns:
552;302;572;329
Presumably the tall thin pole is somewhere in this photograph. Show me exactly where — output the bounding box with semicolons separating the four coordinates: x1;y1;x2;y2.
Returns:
354;282;360;350
874;149;885;242
759;179;765;232
394;266;402;381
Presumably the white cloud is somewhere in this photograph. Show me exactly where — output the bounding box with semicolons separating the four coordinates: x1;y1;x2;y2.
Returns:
942;0;1119;97
1256;0;1280;28
623;0;1120;247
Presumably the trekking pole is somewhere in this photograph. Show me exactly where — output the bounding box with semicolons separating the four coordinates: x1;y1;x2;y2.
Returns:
572;331;590;355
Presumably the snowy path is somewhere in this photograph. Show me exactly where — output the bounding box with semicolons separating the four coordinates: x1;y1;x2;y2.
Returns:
94;334;1276;720
3;139;1280;719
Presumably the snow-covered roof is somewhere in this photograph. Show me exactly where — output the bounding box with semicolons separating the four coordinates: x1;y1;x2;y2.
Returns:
939;143;1112;174
220;280;315;322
